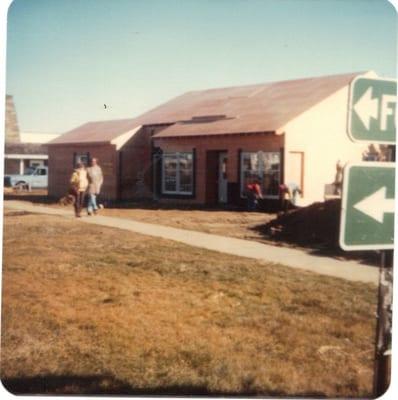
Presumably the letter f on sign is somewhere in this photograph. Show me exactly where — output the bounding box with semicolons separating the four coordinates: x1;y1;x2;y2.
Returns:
380;95;396;131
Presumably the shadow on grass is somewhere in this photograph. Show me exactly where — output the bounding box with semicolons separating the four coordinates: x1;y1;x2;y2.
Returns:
1;374;327;397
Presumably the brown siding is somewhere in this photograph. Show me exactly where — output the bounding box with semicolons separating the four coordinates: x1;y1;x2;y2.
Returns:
4;159;22;175
48;144;118;201
153;132;284;204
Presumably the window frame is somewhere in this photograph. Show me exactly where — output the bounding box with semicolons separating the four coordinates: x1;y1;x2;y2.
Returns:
161;151;194;196
240;151;281;199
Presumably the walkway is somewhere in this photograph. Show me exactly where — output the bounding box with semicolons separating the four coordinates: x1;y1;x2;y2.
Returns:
4;200;379;284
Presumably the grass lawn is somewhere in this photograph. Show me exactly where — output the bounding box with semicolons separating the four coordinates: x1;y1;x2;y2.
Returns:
1;210;377;397
99;207;272;240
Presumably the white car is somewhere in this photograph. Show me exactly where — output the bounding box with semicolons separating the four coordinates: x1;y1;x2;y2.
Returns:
4;166;48;190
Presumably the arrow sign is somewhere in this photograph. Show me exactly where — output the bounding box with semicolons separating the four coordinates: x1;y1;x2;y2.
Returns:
348;76;396;144
353;87;379;130
353;186;394;223
340;162;395;251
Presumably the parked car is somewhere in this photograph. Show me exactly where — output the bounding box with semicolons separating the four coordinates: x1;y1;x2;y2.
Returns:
4;166;48;190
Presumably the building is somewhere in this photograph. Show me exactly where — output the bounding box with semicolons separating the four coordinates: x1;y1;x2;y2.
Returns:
4;95;60;175
48;71;373;205
4;142;50;175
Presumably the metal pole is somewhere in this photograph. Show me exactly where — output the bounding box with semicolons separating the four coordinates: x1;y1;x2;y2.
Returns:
373;250;393;397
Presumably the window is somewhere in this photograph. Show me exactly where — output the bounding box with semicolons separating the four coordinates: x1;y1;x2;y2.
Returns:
74;153;90;167
241;151;280;198
35;168;47;176
162;152;194;195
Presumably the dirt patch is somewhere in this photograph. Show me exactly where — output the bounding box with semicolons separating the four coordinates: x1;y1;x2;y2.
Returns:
1;213;377;397
263;200;341;247
253;200;379;265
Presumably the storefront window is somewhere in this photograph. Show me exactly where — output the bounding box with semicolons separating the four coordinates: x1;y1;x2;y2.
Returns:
162;152;193;195
241;151;280;198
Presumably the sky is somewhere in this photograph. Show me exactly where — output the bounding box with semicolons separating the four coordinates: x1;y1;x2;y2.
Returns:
3;0;397;133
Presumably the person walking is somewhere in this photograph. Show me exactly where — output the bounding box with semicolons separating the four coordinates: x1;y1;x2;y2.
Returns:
86;158;104;216
70;162;89;218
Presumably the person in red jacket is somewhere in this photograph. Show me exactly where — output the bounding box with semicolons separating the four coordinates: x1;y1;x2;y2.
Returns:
245;177;263;211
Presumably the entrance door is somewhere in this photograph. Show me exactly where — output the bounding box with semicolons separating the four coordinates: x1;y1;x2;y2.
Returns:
218;152;228;203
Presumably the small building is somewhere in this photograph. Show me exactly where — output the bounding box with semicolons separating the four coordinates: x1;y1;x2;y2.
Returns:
48;71;373;206
48;122;161;201
4;95;60;175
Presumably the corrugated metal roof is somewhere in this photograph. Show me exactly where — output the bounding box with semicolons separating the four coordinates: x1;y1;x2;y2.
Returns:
50;71;367;144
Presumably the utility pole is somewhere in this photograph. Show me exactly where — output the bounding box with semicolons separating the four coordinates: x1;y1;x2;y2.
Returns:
373;250;393;396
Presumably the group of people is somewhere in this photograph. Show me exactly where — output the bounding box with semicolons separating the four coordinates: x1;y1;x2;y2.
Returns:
69;158;103;217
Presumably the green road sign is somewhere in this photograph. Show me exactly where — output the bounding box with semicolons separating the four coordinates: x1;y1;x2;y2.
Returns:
348;77;396;144
340;162;395;251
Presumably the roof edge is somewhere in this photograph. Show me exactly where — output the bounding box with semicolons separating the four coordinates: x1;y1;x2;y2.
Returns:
275;70;375;133
153;130;276;139
47;140;111;146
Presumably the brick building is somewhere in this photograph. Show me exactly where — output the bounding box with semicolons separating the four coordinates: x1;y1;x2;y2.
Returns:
48;71;372;205
48;123;164;201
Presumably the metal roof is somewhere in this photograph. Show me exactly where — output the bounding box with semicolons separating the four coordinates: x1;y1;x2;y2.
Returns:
50;71;367;144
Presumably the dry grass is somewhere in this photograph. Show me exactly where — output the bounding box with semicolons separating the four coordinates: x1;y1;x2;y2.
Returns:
100;207;272;240
1;211;377;396
4;190;273;240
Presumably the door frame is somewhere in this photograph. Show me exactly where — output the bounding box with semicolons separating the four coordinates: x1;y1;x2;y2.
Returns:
218;151;228;203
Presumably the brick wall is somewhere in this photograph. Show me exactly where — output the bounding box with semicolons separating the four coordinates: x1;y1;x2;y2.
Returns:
153;132;284;204
48;144;118;201
118;126;162;200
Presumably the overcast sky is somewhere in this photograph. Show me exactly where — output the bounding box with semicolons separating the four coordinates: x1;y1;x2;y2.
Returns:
3;0;397;133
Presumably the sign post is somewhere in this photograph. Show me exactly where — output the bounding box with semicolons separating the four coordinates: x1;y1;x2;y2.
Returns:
343;76;396;397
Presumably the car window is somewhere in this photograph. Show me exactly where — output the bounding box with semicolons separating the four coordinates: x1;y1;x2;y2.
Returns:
24;167;36;175
36;169;47;176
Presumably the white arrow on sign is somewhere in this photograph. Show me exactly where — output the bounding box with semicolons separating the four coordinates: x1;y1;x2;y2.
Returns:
353;186;394;223
353;87;379;130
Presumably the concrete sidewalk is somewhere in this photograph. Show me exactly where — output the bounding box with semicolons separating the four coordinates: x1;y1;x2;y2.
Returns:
4;200;379;284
